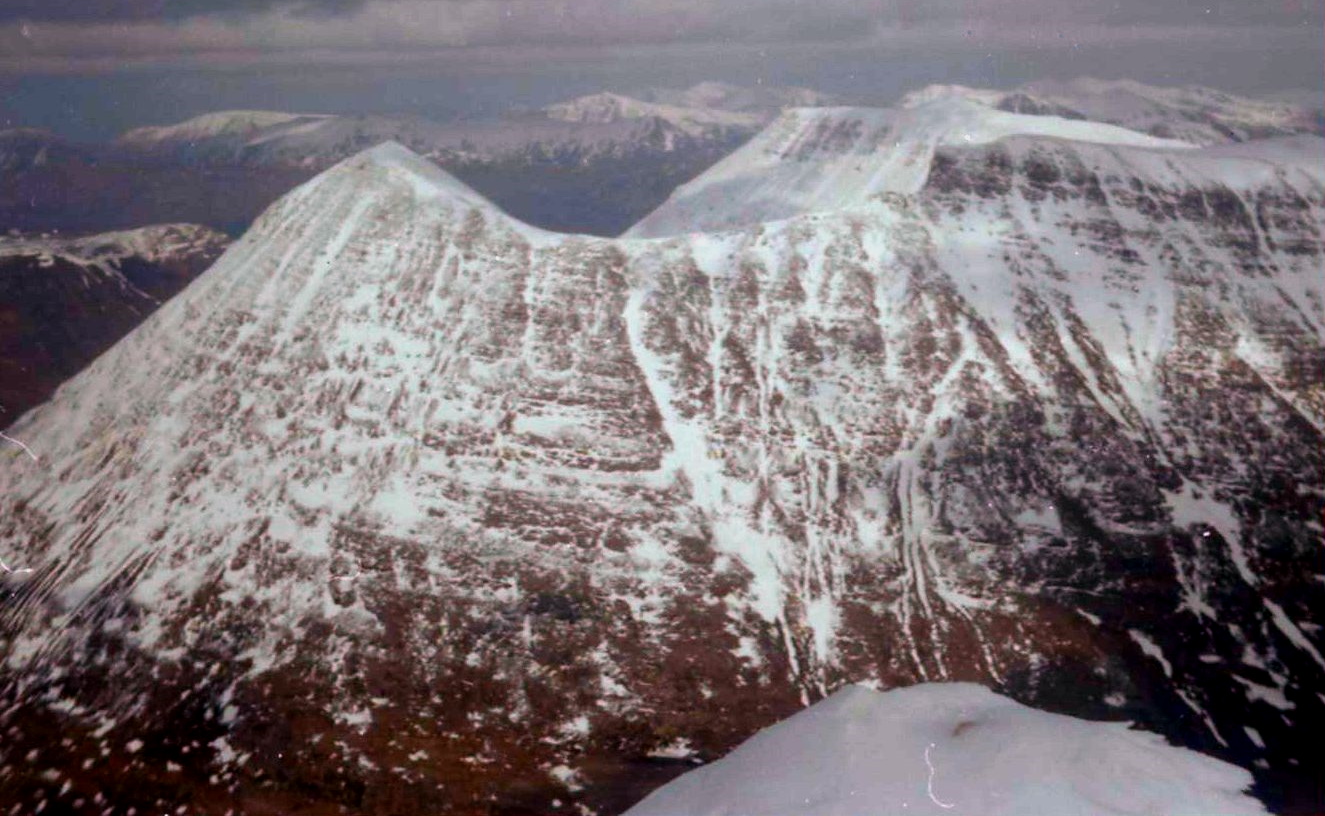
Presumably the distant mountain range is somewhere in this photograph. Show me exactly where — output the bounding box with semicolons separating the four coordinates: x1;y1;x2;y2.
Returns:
3;78;1318;241
110;83;827;236
1;83;824;239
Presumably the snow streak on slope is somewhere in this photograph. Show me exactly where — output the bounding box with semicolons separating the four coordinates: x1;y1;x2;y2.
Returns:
626;98;1190;238
625;683;1266;816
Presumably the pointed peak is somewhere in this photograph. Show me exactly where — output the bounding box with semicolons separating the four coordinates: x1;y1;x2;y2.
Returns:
355;139;432;168
269;140;548;239
337;140;498;212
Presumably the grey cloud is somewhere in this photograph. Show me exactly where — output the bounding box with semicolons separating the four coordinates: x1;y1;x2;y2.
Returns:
0;0;363;22
0;0;1319;85
2;0;1319;28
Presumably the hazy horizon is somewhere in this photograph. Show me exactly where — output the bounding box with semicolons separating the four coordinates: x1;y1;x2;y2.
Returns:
1;0;1321;141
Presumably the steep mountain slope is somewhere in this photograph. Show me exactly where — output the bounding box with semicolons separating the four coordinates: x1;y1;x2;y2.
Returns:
1;126;1322;815
626;97;1190;238
626;684;1265;816
902;79;1325;145
0;224;230;422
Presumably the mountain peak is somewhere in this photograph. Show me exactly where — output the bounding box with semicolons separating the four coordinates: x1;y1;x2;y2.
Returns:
322;140;510;219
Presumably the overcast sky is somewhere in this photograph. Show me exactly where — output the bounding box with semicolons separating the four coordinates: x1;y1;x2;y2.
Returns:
1;0;1321;140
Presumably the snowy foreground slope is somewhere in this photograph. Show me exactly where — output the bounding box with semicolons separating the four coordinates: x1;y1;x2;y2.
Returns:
1;97;1324;814
625;683;1265;816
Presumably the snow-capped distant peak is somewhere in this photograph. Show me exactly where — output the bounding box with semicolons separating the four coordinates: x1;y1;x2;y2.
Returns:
626;683;1266;816
119;110;332;146
544;92;662;124
900;83;1010;109
543;92;761;134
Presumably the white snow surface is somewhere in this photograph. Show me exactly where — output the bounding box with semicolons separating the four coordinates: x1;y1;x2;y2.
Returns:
900;79;1324;146
624;683;1266;816
626;98;1191;238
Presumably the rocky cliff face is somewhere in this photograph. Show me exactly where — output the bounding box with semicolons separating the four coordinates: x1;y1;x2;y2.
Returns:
1;117;1322;815
0;224;230;422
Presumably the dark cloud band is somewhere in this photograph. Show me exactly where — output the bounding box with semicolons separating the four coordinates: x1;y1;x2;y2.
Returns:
2;0;1320;26
0;0;363;22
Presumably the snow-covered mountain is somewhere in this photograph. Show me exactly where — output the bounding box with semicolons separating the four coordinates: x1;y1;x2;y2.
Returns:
543;92;762;135
625;683;1266;816
901;79;1325;145
1;92;1322;815
119;110;332;150
0;224;229;421
626;97;1191;238
115;107;736;167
